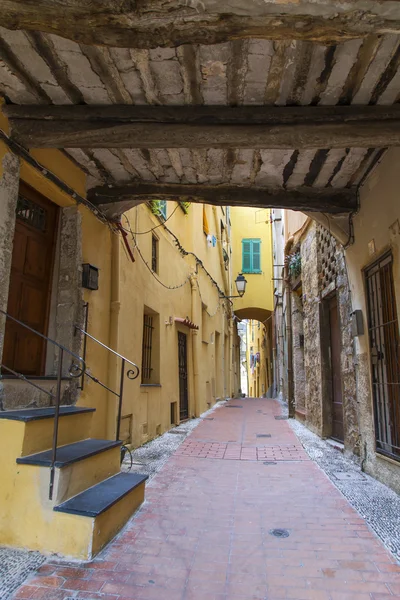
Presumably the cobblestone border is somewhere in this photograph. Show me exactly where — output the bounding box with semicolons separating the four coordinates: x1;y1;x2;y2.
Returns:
288;413;400;562
0;548;46;600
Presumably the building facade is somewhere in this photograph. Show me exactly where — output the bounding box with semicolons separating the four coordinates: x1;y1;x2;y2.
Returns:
0;104;242;557
273;149;400;494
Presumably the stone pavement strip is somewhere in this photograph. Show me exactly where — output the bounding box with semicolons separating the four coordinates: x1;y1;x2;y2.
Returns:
11;398;400;600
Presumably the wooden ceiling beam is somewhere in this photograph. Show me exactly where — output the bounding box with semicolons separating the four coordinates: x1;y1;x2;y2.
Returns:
88;182;357;215
5;105;400;149
1;0;399;48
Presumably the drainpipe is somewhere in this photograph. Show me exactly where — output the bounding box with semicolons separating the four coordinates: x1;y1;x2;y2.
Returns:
107;228;121;440
212;206;229;295
190;275;200;417
284;236;295;418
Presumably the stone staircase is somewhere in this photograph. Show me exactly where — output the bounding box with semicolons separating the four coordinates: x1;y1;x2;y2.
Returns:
0;406;147;559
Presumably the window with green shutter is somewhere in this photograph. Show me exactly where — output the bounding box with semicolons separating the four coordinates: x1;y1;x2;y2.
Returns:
242;239;261;274
179;201;190;214
149;199;167;220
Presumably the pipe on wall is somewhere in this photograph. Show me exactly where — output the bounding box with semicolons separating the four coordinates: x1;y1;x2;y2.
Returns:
190;274;201;417
107;229;121;439
284;236;295;418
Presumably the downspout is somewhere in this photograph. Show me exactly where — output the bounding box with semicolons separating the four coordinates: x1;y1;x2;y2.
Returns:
107;228;121;440
190;274;200;417
284;236;295;418
212;206;229;295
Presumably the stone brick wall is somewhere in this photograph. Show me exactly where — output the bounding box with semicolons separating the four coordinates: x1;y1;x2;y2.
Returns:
301;222;324;435
298;221;359;454
291;292;306;417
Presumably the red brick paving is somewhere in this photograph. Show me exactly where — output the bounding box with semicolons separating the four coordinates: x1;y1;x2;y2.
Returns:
13;398;400;600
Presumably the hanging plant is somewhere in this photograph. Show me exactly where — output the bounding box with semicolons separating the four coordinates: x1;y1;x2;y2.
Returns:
288;251;301;279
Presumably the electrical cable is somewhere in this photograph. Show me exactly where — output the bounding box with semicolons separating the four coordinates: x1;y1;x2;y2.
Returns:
0;128;112;228
125;203;180;235
119;220;191;290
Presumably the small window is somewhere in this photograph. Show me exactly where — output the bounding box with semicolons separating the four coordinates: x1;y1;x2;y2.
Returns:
141;314;154;384
151;235;158;273
141;309;160;385
242;239;261;274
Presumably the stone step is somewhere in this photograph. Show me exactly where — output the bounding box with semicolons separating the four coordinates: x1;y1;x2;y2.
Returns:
17;438;121;468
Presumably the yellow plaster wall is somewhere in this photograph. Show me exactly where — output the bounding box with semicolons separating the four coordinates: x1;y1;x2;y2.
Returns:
284;210;308;242
115;201;233;447
230;207;273;320
1;105;239;445
246;319;269;397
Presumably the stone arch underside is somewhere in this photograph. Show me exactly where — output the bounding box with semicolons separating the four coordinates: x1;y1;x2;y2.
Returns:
0;1;398;231
235;308;271;323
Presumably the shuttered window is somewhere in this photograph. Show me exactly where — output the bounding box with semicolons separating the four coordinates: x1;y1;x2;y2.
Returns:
149;199;167;220
242;239;261;274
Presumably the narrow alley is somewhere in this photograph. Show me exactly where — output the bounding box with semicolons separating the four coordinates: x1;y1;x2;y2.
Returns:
13;398;400;600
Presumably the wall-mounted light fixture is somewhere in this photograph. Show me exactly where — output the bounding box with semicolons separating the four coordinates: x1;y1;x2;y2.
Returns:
226;273;247;299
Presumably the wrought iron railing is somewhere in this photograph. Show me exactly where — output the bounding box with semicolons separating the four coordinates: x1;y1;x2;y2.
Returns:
75;303;140;442
0;308;86;500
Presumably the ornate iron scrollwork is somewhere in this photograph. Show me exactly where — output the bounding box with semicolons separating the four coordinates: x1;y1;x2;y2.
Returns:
127;365;140;380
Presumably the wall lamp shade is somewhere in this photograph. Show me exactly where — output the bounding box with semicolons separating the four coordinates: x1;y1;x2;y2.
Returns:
235;273;247;297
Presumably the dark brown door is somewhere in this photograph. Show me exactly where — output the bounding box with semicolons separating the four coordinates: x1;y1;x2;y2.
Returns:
3;183;58;376
178;332;189;420
365;252;400;460
329;296;344;442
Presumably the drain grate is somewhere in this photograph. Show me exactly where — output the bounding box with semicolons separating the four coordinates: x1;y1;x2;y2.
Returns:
274;416;288;420
201;417;214;421
269;528;290;538
256;434;271;438
225;405;243;408
169;430;186;435
263;461;277;465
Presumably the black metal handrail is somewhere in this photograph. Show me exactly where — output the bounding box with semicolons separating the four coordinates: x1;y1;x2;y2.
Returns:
0;308;86;500
75;306;139;442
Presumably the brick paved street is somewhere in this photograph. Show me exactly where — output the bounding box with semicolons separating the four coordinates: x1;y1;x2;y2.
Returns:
13;399;400;600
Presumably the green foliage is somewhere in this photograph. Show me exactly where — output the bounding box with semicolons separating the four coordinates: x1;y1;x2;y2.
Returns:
288;251;301;278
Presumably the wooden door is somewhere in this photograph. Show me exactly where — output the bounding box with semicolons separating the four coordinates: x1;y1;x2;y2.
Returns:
3;184;58;376
329;296;344;442
178;332;189;420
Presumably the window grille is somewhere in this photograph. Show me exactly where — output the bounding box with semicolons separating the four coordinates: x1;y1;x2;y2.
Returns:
317;225;338;292
141;315;154;383
365;252;400;461
151;235;158;273
16;195;46;231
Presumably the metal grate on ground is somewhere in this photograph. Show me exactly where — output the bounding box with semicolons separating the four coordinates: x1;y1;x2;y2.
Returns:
175;440;309;461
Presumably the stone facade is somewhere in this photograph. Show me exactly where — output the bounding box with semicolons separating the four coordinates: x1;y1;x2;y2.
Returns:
294;222;359;455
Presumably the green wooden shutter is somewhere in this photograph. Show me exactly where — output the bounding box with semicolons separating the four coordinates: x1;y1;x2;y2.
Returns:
159;200;167;220
242;240;251;273
252;240;261;272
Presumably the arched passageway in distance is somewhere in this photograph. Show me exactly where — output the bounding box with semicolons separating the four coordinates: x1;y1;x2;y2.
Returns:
236;313;274;400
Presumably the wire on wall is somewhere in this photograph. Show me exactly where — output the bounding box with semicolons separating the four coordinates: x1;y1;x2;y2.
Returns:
121;210;232;308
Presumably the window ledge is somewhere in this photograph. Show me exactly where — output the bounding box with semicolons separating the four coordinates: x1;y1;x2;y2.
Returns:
140;384;162;388
376;451;400;467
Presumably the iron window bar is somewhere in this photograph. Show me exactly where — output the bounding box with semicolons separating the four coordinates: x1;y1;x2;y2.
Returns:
0;308;86;501
141;315;154;383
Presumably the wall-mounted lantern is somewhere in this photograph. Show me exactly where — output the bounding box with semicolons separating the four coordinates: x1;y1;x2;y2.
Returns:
226;273;247;299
